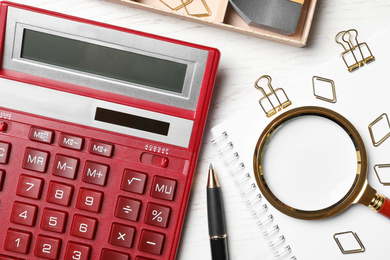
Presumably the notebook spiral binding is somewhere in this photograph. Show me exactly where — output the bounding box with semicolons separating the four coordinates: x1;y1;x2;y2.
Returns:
211;131;296;260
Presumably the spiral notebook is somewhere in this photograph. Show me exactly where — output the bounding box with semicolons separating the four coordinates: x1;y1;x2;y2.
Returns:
210;29;390;259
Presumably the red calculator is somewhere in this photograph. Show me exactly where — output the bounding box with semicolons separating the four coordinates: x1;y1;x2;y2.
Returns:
0;2;219;259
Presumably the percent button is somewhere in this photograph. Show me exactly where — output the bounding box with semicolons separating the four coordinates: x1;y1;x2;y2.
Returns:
145;203;171;228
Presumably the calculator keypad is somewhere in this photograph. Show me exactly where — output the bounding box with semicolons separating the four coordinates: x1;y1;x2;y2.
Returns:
0;120;185;259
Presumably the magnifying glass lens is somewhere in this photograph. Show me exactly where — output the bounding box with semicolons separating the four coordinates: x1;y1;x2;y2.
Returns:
262;115;358;211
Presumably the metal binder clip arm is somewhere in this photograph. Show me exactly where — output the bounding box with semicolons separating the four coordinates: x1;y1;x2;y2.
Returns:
345;29;375;65
254;75;291;118
335;30;360;72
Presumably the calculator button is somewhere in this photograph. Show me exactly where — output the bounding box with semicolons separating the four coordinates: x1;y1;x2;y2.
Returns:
52;155;79;179
70;214;98;240
136;257;155;260
64;241;91;260
115;196;141;222
89;140;114;157
0;169;5;190
29;127;54;144
100;249;129;260
16;174;44;199
150;176;177;201
0;254;21;260
40;208;68;233
10;201;38;227
4;229;32;254
59;133;84;150
46;181;74;206
82;161;109;186
139;230;165;255
0;121;8;132
145;203;171;228
0;142;10;164
22;148;49;173
109;223;135;248
121;169;147;194
76;188;103;213
34;235;61;259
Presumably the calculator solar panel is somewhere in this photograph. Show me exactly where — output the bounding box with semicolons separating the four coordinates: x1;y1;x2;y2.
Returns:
0;2;220;259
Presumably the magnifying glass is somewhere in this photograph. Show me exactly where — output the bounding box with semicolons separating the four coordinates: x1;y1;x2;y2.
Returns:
254;106;390;220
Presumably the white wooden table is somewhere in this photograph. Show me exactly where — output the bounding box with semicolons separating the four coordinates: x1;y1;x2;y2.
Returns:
7;1;390;259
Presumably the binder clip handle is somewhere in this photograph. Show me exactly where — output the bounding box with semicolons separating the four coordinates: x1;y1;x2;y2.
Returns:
254;75;292;118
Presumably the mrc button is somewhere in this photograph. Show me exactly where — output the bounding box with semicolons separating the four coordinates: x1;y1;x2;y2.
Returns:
140;153;169;168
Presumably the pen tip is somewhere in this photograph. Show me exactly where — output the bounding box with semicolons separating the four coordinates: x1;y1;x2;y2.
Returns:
207;163;219;188
209;163;213;170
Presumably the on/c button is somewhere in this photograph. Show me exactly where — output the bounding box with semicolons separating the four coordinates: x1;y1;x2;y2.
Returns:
140;153;169;168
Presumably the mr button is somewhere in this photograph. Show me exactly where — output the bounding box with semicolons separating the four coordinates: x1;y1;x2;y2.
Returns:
151;176;177;201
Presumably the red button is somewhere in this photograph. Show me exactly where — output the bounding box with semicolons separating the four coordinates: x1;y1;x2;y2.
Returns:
4;229;32;254
76;188;103;213
0;122;8;132
121;169;147;194
0;142;10;164
10;201;38;227
82;161;109;186
145;203;171;228
0;169;5;191
109;223;135;248
136;257;154;260
88;140;114;157
46;181;74;206
100;249;129;260
34;235;61;259
70;214;98;240
52;154;79;179
139;230;165;255
59;133;84;150
22;148;49;173
40;208;68;233
16;174;44;199
0;254;21;259
151;176;177;201
115;196;141;222
29;127;54;144
64;241;91;260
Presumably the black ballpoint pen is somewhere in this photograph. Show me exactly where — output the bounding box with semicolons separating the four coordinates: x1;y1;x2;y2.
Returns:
207;163;229;260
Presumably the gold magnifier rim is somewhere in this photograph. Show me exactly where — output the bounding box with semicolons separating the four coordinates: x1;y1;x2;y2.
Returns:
253;106;368;220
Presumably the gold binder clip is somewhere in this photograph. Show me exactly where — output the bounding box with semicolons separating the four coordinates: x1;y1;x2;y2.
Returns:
181;0;212;17
254;75;292;118
159;0;193;11
335;29;375;72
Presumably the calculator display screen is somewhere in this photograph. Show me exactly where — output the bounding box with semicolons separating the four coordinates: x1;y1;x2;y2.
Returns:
21;29;187;94
95;107;170;136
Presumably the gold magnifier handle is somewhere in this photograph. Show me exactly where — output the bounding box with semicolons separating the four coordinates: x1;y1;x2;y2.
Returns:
356;183;390;218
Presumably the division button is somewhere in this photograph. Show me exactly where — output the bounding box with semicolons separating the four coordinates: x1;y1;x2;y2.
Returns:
114;196;141;222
